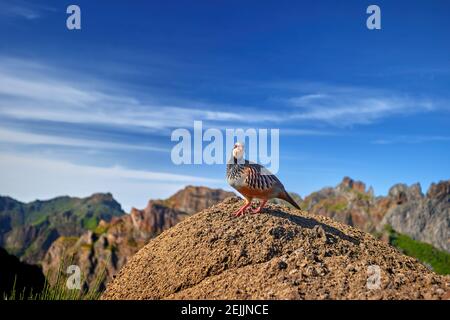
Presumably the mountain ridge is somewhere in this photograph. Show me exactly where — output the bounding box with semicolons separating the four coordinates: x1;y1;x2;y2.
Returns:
42;186;235;290
0;193;125;263
1;178;448;292
303;177;449;252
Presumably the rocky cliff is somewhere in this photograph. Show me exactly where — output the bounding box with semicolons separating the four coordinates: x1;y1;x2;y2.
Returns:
380;180;449;252
303;177;386;232
2;180;448;294
157;185;235;214
303;177;449;252
42;186;235;290
102;197;449;300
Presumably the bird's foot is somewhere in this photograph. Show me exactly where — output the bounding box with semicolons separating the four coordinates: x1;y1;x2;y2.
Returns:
233;207;247;217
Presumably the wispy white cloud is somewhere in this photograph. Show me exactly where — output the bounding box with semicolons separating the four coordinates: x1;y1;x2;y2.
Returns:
286;89;437;125
0;153;223;211
0;128;168;152
1;57;444;136
0;0;55;20
0;55;448;209
0;153;220;183
372;135;450;145
0;59;280;132
288;93;329;106
280;128;335;136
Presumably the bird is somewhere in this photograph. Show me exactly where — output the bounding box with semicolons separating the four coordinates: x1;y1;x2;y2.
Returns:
226;142;300;216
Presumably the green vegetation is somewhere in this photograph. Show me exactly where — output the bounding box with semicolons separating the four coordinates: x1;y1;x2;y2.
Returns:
59;236;80;244
0;194;125;261
94;224;109;235
82;216;99;231
30;214;49;226
4;256;108;300
80;243;93;250
300;198;310;210
386;225;450;275
328;202;347;212
355;191;371;202
1;194;124;229
323;199;348;212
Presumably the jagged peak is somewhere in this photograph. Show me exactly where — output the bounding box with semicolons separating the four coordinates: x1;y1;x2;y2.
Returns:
337;176;367;193
427;180;450;200
388;182;423;203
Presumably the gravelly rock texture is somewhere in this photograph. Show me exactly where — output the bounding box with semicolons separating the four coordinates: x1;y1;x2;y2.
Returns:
102;197;449;300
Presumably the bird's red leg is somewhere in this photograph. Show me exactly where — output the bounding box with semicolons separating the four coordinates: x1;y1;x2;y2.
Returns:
252;200;267;214
234;199;252;217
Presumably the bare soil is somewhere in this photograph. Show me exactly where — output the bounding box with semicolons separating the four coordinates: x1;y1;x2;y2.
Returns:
102;197;449;300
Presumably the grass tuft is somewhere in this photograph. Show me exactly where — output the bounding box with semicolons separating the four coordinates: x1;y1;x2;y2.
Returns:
3;254;109;300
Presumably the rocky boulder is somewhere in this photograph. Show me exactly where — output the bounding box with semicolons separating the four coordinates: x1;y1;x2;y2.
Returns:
102;197;449;300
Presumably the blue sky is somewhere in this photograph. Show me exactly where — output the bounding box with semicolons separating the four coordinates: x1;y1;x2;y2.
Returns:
0;0;449;211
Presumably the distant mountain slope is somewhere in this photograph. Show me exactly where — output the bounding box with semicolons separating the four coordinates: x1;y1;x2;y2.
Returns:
0;193;125;263
302;177;449;253
2;180;448;293
302;177;384;233
42;186;235;290
157;185;235;214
